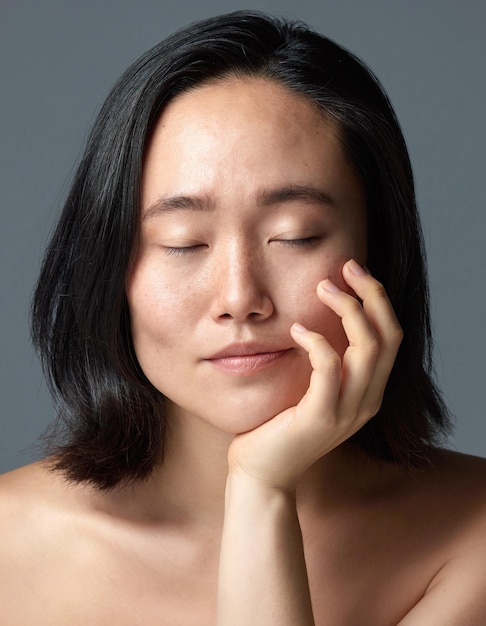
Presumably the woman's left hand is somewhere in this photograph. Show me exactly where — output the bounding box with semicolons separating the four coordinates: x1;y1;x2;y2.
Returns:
227;258;403;491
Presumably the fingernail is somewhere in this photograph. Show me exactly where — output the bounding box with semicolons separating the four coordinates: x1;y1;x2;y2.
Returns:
321;279;340;293
292;322;307;333
348;259;367;276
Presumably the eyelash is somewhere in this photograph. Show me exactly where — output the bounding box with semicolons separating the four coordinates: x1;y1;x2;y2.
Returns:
276;236;321;247
164;245;205;256
163;236;321;256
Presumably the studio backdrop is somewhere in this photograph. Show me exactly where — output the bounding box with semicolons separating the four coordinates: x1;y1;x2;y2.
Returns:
1;0;485;473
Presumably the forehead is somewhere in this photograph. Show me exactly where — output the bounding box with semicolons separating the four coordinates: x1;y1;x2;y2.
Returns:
141;77;362;215
161;76;327;129
145;77;340;160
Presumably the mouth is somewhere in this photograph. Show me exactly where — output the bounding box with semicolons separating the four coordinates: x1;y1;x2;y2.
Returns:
205;344;292;376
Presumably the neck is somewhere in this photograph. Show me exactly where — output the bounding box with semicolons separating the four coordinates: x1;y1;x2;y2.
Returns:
90;411;399;531
91;410;232;530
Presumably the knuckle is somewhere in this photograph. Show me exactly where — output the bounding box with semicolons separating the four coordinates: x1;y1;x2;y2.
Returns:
369;397;383;417
367;395;384;418
370;279;387;298
357;398;382;423
307;334;341;373
309;334;331;356
347;297;363;315
354;336;380;366
364;335;381;358
388;323;404;347
321;351;341;374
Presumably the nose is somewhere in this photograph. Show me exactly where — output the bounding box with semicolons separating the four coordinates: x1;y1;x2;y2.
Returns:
210;242;274;322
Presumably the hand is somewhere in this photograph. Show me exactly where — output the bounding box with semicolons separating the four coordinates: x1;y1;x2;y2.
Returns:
227;259;403;491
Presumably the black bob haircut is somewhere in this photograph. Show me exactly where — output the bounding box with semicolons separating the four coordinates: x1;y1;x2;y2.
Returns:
32;10;451;489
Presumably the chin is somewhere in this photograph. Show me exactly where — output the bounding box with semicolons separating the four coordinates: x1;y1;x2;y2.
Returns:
162;364;312;436
206;386;307;435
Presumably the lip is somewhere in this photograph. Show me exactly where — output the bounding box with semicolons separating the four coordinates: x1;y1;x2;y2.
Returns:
208;342;289;359
205;343;292;375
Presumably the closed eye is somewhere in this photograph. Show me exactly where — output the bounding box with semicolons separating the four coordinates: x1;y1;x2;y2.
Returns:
164;244;207;256
163;236;322;255
275;236;322;248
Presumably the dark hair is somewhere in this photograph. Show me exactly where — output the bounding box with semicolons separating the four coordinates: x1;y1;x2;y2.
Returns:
31;10;451;489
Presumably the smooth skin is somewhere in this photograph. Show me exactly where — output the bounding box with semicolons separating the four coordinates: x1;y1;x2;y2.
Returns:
0;78;485;625
227;262;401;491
219;260;403;625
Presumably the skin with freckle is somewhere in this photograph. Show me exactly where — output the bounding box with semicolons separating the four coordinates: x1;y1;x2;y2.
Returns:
128;78;367;435
0;76;485;626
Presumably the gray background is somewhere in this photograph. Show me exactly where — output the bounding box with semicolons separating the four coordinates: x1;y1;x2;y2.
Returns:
1;0;484;473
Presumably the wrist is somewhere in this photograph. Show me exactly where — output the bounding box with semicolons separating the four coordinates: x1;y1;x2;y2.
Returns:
225;468;297;514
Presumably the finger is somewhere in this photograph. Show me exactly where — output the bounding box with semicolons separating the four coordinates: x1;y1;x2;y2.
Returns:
341;260;403;416
342;260;402;352
290;323;341;420
316;279;381;416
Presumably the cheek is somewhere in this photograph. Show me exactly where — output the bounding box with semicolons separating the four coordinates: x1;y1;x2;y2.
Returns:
127;292;186;397
126;267;183;364
128;259;193;327
281;259;349;355
300;297;348;357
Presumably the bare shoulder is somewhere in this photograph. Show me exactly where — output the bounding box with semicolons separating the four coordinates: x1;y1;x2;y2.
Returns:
0;461;60;540
435;447;486;481
422;448;486;512
434;449;486;550
396;450;486;625
0;460;73;530
0;461;71;566
0;462;94;623
403;449;486;539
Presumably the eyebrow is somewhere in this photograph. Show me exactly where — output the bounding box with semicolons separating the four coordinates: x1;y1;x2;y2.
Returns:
257;184;336;208
142;184;336;220
143;194;216;220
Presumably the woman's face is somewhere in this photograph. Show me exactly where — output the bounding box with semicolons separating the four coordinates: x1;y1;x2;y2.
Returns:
127;78;367;434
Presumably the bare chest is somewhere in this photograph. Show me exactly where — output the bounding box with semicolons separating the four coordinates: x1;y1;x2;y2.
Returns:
3;500;457;626
5;541;219;626
303;503;455;625
24;528;442;626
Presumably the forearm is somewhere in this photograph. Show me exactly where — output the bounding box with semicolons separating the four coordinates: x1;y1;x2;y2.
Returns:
216;471;315;626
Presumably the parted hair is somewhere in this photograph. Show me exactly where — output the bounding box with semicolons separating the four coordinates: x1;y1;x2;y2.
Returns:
31;10;450;489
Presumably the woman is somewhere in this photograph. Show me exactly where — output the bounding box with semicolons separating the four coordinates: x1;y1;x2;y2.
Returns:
1;11;484;625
